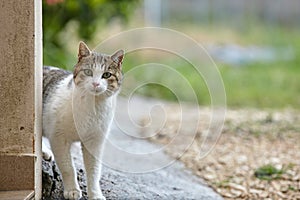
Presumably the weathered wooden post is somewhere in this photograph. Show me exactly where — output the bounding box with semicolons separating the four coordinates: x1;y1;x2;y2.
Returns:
0;0;42;199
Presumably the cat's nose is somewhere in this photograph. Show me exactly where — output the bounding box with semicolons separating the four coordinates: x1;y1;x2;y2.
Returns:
92;82;100;88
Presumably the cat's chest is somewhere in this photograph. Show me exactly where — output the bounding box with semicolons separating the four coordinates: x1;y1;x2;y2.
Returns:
69;98;115;136
74;98;114;120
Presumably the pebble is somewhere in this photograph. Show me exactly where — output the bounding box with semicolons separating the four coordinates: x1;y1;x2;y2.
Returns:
276;191;286;199
241;165;250;171
218;155;231;165
287;169;296;176
222;192;235;198
259;191;269;198
236;155;248;165
280;183;289;193
270;157;280;165
228;183;247;193
271;182;280;191
249;188;262;194
203;173;217;180
230;189;242;197
292;174;300;181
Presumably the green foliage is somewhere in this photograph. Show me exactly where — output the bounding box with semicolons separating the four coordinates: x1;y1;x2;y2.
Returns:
254;164;284;181
43;0;139;67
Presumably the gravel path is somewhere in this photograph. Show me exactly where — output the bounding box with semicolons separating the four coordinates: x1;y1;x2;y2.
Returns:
143;104;300;199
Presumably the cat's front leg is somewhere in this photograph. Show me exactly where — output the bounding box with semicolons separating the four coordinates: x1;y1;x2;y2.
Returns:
51;137;82;200
42;137;54;161
82;143;105;200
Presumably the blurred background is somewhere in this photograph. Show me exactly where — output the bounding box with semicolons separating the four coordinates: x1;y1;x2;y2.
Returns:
43;0;300;109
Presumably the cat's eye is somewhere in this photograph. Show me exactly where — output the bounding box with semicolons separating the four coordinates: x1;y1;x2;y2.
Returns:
102;72;111;79
84;69;93;76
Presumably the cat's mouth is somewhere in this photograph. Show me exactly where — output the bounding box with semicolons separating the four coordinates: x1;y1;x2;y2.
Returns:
90;88;106;96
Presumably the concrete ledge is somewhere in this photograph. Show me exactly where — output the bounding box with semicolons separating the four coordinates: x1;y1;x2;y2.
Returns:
0;155;35;191
0;190;34;200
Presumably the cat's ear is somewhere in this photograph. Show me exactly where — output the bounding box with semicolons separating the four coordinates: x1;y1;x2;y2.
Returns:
111;49;124;69
78;41;91;61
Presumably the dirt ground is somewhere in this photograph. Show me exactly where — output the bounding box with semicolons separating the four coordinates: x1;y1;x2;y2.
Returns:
141;104;300;199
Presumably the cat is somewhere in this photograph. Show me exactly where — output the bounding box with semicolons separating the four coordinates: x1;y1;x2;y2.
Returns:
42;41;124;200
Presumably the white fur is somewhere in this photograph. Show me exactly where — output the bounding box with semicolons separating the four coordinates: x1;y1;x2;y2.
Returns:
43;74;116;200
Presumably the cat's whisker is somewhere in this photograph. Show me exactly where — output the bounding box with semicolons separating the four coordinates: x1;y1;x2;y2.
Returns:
105;90;113;97
79;87;89;97
91;95;97;115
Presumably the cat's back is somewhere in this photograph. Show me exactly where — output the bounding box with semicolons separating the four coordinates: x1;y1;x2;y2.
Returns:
43;66;72;104
43;66;75;138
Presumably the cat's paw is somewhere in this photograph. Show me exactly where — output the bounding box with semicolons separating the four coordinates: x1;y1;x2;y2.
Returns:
90;194;106;200
42;139;54;161
91;196;106;200
63;189;82;200
42;150;53;161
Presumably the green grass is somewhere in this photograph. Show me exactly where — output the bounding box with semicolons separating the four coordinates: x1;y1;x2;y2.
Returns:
121;50;212;105
254;164;285;181
122;54;300;109
120;26;300;109
219;61;300;108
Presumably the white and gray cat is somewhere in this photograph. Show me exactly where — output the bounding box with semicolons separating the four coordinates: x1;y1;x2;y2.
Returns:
42;42;124;200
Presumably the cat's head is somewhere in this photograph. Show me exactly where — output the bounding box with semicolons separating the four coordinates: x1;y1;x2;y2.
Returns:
73;42;124;97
